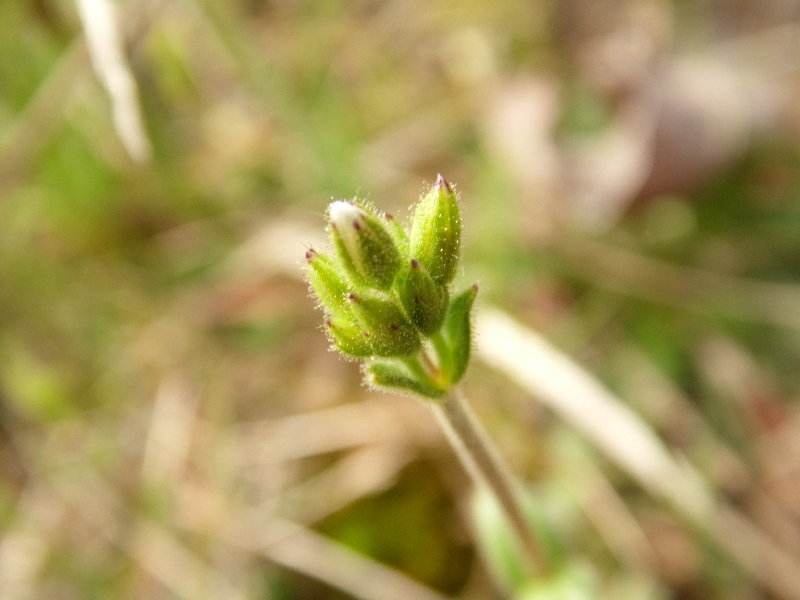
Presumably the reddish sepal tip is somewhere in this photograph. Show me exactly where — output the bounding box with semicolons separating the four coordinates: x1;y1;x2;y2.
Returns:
434;173;452;192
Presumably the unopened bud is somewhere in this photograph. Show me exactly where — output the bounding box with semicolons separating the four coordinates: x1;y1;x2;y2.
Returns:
326;317;373;357
328;201;401;290
409;175;461;284
347;294;420;357
305;249;352;317
306;177;476;396
396;259;448;335
384;212;409;259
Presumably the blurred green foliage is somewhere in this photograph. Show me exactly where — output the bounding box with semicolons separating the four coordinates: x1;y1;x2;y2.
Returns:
3;0;800;598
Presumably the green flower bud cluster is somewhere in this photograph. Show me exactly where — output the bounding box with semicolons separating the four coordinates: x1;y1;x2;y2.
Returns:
305;175;477;400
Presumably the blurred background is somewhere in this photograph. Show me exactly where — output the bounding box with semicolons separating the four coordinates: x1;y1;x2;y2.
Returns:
3;0;800;598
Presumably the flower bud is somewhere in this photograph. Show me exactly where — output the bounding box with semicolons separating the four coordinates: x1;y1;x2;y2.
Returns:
305;249;352;317
441;284;477;383
366;361;446;399
396;259;448;335
328;201;401;290
325;317;373;357
409;174;461;284
347;294;420;357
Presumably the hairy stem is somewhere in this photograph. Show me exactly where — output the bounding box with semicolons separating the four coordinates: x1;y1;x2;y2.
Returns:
430;388;549;577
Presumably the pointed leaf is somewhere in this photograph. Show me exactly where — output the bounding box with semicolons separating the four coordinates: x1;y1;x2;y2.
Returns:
441;284;477;383
366;361;446;399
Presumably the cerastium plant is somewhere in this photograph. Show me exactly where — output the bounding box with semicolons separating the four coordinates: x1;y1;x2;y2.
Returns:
305;175;550;579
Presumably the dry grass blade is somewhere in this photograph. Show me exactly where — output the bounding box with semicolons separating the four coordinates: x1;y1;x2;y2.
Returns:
48;465;254;600
232;518;453;600
237;398;408;464
0;485;62;600
477;308;713;518
279;443;414;524
141;372;198;486
75;0;152;162
131;520;249;600
557;235;800;331
571;464;657;574
476;306;800;599
712;505;800;599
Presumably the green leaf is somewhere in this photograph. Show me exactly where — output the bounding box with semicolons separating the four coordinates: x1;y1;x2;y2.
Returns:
472;487;585;598
519;565;597;600
366;361;446;399
441;284;477;383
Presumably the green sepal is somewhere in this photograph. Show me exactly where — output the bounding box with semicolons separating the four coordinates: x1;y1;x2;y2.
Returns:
365;360;446;399
440;284;477;383
385;213;409;260
328;201;401;290
325;317;373;357
395;259;448;335
305;249;353;317
348;294;421;357
409;175;461;284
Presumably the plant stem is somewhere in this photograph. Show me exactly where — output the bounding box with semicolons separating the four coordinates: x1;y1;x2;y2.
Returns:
430;388;550;577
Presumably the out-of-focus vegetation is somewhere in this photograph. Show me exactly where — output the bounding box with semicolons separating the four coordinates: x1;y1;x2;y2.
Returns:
3;0;800;598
